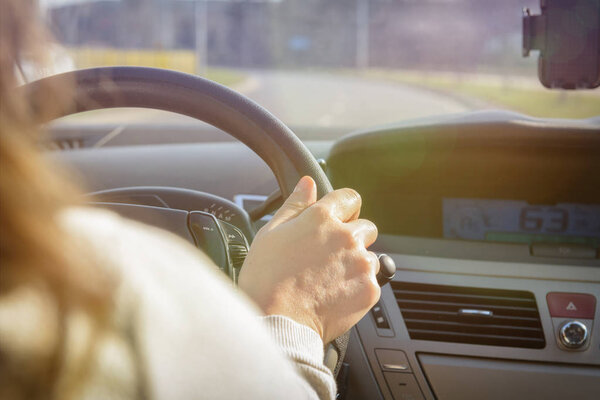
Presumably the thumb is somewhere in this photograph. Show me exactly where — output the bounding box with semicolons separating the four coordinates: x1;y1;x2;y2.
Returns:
268;176;317;228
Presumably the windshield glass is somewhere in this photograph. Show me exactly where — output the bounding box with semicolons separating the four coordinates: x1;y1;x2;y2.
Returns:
42;0;599;136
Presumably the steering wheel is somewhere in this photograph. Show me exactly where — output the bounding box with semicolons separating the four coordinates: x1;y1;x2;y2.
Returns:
24;66;348;377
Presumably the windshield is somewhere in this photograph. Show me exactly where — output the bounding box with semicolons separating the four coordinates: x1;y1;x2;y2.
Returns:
42;0;599;136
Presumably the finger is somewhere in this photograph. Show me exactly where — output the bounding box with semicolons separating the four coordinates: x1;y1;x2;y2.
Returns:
372;251;381;276
268;176;317;228
346;219;378;248
313;188;362;222
366;251;380;276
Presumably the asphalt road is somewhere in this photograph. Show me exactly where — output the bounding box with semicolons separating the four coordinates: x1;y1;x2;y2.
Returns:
238;70;471;128
58;70;473;131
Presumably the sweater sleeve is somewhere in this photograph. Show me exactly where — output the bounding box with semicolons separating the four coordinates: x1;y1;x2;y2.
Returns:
261;315;336;400
59;207;338;400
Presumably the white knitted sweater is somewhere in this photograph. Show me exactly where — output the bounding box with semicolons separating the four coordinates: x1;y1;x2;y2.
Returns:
0;207;336;399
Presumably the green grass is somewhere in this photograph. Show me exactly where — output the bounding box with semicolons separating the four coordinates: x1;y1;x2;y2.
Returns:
354;69;600;119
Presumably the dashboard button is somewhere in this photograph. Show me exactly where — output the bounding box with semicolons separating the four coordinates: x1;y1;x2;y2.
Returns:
383;373;424;400
372;301;390;329
531;243;597;259
376;349;411;373
546;292;596;319
559;321;589;349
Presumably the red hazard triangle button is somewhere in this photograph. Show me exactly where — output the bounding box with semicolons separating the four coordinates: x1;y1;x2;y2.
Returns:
547;293;596;319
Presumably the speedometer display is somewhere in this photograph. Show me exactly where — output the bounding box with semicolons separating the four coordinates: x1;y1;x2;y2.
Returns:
443;198;600;247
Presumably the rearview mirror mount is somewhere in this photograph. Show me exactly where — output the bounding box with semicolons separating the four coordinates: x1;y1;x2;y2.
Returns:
523;0;600;89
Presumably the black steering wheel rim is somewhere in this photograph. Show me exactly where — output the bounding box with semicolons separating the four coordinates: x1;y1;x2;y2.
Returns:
25;66;332;199
24;66;348;377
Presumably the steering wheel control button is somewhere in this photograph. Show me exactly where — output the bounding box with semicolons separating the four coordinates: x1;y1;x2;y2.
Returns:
218;221;250;282
383;373;424;400
228;244;249;270
546;292;596;319
376;349;411;373
559;321;589;349
219;221;247;245
189;212;229;273
376;254;396;287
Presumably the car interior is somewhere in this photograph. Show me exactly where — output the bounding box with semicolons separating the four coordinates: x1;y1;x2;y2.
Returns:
25;0;600;399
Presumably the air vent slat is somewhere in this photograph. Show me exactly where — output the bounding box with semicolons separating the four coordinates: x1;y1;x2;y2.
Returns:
396;298;538;312
408;329;546;348
393;290;536;307
393;282;545;349
400;309;541;327
403;319;542;337
396;299;539;318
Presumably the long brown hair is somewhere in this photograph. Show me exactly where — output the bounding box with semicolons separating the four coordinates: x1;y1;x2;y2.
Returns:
0;1;110;398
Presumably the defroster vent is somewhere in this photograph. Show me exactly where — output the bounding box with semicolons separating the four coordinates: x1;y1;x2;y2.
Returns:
392;282;545;349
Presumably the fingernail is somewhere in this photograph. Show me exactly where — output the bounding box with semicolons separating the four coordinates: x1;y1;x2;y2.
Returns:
294;176;313;193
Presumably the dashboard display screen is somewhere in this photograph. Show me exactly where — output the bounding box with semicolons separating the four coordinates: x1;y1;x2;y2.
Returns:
443;199;600;247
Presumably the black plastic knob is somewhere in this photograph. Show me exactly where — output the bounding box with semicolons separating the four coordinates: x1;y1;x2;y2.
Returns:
377;254;396;287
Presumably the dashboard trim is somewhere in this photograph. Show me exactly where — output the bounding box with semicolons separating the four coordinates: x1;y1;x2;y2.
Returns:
353;259;600;399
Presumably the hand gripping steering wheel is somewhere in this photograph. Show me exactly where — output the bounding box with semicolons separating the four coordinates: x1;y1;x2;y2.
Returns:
24;67;350;377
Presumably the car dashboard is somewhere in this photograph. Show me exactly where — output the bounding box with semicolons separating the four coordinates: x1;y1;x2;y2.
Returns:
50;110;600;400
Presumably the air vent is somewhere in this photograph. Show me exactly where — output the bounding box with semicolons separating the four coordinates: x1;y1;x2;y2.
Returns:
392;282;545;349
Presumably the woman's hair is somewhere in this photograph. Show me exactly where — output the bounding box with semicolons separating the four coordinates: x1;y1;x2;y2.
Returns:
0;1;110;398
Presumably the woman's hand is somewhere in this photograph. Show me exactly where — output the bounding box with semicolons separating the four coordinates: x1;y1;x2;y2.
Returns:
238;176;380;343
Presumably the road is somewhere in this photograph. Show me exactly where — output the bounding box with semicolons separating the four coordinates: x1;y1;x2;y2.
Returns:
58;70;473;131
237;70;471;128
